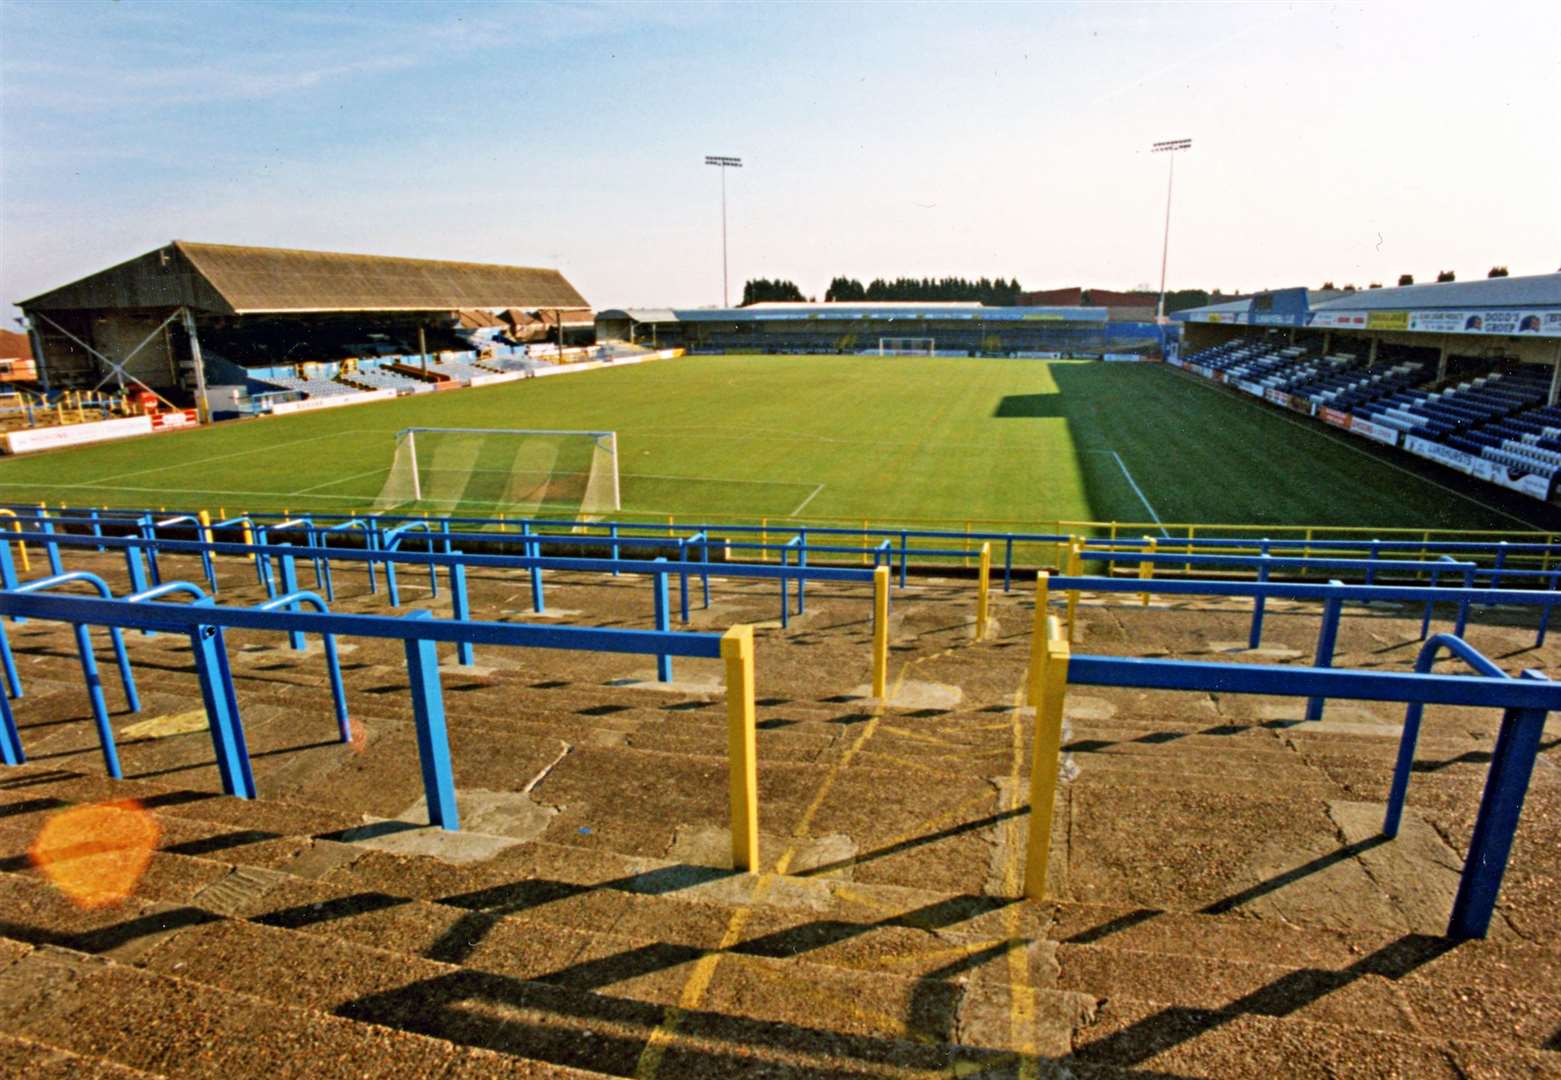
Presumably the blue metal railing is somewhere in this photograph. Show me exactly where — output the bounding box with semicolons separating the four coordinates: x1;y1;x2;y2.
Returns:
1050;640;1558;939
0;586;730;834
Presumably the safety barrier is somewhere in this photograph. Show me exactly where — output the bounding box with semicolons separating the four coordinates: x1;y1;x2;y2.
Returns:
1023;583;1559;939
0;585;764;870
0;526;894;696
10;502;1561;589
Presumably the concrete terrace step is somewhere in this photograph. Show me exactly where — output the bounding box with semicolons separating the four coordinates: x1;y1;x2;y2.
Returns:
0;1031;163;1078
0;765;1043;939
0;871;1088;1074
0;936;613;1079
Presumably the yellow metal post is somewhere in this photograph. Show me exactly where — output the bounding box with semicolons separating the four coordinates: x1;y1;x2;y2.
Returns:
721;625;759;872
963;521;972;568
1023;615;1070;900
1065;537;1082;643
976;542;991;641
0;510;29;572
861;520;869;567
1139;535;1156;606
241;515;255;562
872;565;889;699
197;509;213;549
1027;571;1050;706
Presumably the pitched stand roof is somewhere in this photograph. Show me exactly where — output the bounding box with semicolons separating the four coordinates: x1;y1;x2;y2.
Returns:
20;241;587;315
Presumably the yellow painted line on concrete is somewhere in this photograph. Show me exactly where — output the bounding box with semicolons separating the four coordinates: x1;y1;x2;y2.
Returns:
1003;675;1041;1079
635;645;929;1079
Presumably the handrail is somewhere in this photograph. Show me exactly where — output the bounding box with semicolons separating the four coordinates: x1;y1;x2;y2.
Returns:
9;572;141;776
255;589;350;742
0;586;760;868
1024;590;1557;939
1384;634;1508;840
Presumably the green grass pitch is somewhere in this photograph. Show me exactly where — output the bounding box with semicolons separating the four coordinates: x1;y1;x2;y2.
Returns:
0;356;1538;533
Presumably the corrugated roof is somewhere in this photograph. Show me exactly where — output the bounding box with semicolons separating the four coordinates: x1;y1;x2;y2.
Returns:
1308;273;1561;312
19;241;588;315
597;308;679;323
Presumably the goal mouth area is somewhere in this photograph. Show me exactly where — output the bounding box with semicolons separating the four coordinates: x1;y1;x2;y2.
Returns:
878;337;936;356
372;427;620;516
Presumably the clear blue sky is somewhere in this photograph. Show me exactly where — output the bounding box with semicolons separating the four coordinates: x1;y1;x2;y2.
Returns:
2;0;1557;319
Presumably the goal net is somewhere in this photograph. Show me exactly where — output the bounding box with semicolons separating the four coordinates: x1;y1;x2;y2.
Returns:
879;337;935;356
372;427;620;516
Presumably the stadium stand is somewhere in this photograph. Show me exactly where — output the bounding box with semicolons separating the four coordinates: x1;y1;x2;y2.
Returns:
1353;368;1550;440
342;366;438;394
248;374;359;399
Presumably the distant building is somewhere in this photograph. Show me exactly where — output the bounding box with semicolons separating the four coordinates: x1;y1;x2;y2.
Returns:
0;329;36;382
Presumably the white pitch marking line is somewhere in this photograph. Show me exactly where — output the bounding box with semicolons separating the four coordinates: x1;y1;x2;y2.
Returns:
1108;451;1169;537
292;467;388;494
790;483;825;516
79;431;351;485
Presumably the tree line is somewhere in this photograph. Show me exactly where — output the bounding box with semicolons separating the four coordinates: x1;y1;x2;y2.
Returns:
824;276;1024;304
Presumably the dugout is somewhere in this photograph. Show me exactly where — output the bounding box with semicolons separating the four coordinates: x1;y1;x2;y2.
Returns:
1177;275;1561;395
16;241;588;416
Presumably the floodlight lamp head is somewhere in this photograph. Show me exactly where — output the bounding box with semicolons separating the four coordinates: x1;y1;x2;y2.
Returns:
1151;139;1192;153
704;155;743;167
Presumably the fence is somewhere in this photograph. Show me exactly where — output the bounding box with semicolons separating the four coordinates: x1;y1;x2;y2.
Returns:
0;584;764;871
1023;575;1560;939
1;525;893;692
15;501;1560;584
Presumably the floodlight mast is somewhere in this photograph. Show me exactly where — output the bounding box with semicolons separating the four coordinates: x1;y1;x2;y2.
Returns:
704;155;743;306
1151;138;1192;322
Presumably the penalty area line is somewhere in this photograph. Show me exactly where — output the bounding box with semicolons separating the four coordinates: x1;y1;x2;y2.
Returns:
789;483;825;516
1108;451;1169;537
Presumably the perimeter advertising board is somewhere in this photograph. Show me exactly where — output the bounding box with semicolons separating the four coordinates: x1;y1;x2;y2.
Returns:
1349;417;1400;446
2;416;153;454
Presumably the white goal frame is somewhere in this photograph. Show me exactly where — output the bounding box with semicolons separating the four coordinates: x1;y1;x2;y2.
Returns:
394;426;619;512
878;337;936;356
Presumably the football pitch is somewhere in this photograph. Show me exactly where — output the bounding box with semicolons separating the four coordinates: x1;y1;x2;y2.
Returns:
0;356;1541;533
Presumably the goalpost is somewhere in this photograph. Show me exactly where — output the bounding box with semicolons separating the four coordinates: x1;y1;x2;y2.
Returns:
373;427;620;516
879;337;936;356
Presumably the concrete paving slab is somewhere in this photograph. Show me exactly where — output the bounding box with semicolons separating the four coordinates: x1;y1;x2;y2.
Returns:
847;680;964;711
667;825;856;877
120;710;209;740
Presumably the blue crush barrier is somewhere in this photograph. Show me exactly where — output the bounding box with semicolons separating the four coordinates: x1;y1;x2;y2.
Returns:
1043;571;1561;718
0;586;749;853
1025;603;1559;939
0;527;887;683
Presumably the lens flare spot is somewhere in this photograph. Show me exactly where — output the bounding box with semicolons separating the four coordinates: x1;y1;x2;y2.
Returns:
28;800;159;910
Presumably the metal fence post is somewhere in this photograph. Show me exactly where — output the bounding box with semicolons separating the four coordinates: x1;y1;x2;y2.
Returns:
1305;581;1345;720
1248;545;1271;649
1023;616;1069;900
402;611;458;830
0;688;21;766
189;620;255;799
1027;572;1050;707
1139;535;1157;607
450;561;474;667
0;619;20;700
976;542;991;641
653;559;673;683
1447;672;1549;939
722;625;759;872
679;539;691;624
872;565;889;698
